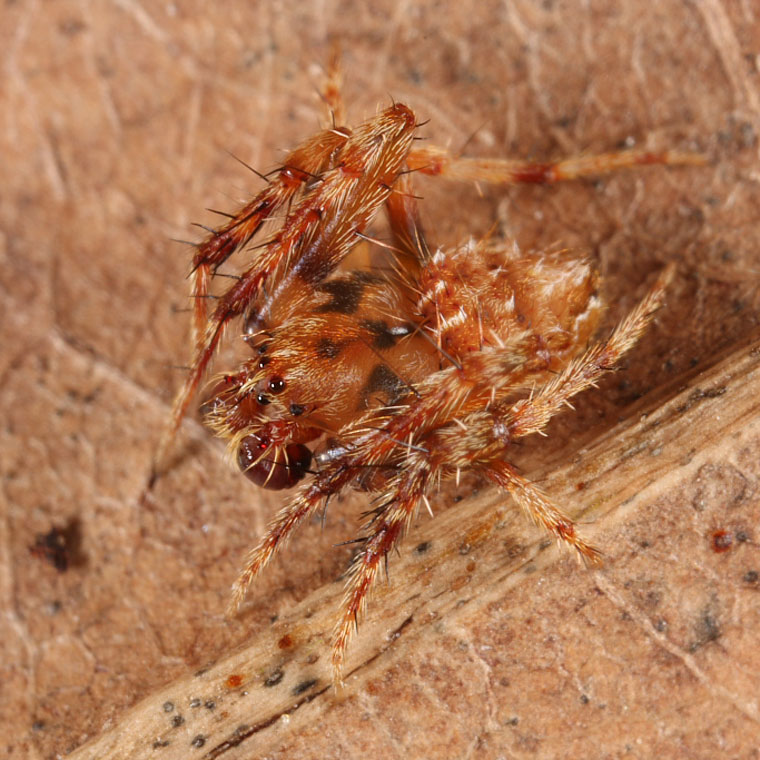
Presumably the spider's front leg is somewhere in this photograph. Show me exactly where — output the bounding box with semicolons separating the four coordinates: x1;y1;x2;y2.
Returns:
157;130;349;470
228;467;354;615
190;128;351;348
157;104;419;470
191;50;355;349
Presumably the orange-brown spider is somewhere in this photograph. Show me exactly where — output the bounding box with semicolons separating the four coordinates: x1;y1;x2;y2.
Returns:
158;64;697;686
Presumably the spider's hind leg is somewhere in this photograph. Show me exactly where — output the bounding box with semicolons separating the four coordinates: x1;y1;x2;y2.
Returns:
329;264;673;683
487;461;601;564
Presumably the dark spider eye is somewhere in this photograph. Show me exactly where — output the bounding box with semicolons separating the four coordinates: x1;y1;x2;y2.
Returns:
268;376;286;394
258;356;271;369
237;435;312;490
256;394;270;405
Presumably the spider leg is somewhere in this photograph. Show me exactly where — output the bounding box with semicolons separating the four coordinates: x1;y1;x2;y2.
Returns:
320;40;346;128
190;127;350;349
486;461;601;563
332;467;429;686
329;265;672;682
501;264;674;440
180;131;351;451
406;144;703;185
385;172;430;276
228;467;354;614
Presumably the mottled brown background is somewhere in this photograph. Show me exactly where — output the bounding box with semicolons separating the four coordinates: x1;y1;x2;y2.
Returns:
2;0;760;758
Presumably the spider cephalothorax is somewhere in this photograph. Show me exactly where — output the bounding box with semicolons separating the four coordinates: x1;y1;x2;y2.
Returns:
158;68;695;685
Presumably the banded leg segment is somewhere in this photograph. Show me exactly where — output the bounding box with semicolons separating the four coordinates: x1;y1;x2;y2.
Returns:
407;144;703;185
332;466;429;685
487;462;601;563
190;128;351;348
228;467;355;614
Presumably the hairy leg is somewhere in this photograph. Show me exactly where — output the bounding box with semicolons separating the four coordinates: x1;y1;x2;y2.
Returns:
155;130;349;472
407;144;703;185
327;266;671;682
320;41;346;127
487;461;601;563
157;105;418;470
228;467;354;614
502;264;674;440
190;128;350;348
332;466;428;685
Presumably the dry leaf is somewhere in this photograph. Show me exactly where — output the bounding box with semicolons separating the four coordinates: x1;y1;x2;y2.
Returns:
2;1;759;758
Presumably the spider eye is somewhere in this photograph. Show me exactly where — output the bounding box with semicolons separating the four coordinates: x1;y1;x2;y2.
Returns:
237;435;313;490
268;376;286;394
256;394;270;405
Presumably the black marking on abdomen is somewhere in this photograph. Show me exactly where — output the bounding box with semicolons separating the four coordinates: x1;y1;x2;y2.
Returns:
361;363;406;407
314;272;383;315
360;319;398;350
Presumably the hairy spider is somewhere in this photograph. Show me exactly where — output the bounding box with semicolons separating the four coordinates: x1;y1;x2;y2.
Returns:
158;63;697;686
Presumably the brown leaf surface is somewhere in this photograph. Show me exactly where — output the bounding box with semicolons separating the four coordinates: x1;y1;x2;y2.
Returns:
2;1;759;758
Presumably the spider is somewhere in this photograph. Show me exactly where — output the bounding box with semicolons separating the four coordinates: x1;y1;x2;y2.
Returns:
158;62;697;686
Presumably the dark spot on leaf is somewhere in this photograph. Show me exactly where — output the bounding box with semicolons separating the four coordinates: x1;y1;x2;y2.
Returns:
292;678;318;695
